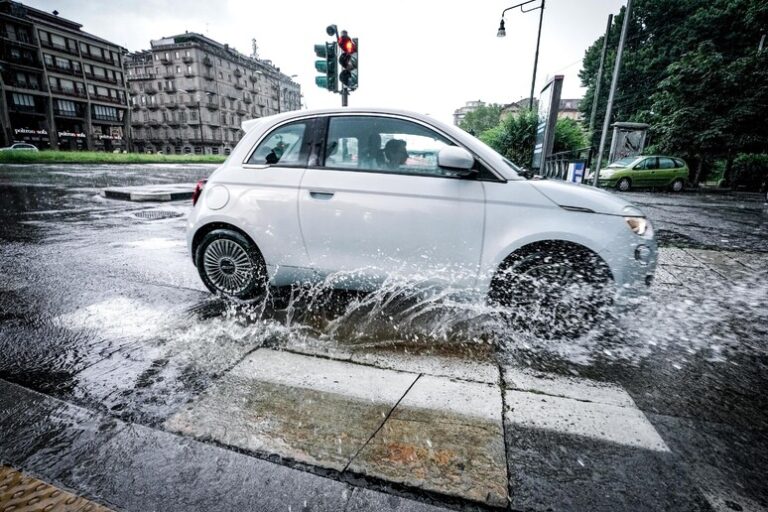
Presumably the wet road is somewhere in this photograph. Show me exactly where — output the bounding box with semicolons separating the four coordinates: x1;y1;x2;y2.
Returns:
0;164;766;511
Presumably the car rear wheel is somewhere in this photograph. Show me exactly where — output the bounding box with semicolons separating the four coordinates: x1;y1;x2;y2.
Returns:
195;229;267;299
489;245;614;339
616;177;632;192
670;178;684;192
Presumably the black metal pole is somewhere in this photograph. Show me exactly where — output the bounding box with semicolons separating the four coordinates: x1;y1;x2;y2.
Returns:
592;0;633;187
341;86;348;107
529;0;545;110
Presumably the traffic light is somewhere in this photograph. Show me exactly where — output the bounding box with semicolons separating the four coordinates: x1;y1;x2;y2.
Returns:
314;42;337;92
338;32;358;90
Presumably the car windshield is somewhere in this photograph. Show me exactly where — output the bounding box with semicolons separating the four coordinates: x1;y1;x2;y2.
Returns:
607;157;640;168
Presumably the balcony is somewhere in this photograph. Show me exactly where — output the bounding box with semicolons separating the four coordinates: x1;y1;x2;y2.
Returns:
131;103;142;110
202;56;212;67
54;108;84;118
234;68;242;77
164;100;179;110
144;85;158;95
163;71;175;79
91;93;125;105
49;85;87;98
149;119;162;127
182;55;193;64
1;51;42;68
1;35;39;50
8;104;46;115
85;72;117;84
234;82;244;90
248;74;258;83
160;56;172;64
243;96;252;104
147;103;160;111
40;39;79;56
202;72;214;81
205;101;219;111
236;107;247;116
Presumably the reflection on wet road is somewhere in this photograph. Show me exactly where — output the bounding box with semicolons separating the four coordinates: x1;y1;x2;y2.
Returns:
0;165;766;511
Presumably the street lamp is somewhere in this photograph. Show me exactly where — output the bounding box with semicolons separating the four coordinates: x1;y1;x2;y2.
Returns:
497;0;546;110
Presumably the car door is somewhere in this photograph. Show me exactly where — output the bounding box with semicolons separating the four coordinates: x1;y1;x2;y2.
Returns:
232;118;318;279
297;114;486;288
633;157;656;187
656;157;678;185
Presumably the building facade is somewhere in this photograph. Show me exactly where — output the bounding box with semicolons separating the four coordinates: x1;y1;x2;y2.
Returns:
126;33;301;156
452;100;486;126
0;0;130;150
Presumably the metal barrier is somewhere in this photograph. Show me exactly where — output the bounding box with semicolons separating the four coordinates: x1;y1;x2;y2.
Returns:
542;147;594;183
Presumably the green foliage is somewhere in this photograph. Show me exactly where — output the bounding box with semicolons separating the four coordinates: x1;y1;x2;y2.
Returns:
459;104;503;136
731;153;768;190
553;118;588;154
479;109;537;166
578;0;768;180
479;110;588;168
0;150;226;165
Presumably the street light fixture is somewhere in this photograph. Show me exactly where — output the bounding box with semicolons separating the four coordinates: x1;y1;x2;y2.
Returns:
497;0;546;110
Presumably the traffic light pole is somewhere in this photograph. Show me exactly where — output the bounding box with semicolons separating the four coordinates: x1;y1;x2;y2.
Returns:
341;87;348;107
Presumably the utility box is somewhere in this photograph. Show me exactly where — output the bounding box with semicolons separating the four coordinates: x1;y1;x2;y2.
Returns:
567;161;585;183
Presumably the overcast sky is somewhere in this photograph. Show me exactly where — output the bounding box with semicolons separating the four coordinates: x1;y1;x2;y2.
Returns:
24;0;625;124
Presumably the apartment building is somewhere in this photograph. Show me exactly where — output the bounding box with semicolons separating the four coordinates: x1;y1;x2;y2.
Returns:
126;32;301;155
0;0;129;150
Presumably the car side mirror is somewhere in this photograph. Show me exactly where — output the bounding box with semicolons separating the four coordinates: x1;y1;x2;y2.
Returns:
437;146;476;177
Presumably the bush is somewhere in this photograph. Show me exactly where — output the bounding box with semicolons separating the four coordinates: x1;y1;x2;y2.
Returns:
731;153;768;191
0;150;226;165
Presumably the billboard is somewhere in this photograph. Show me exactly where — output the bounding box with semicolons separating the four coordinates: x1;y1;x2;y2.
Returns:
531;75;563;171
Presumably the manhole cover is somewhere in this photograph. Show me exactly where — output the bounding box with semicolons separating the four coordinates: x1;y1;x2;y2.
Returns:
134;210;184;220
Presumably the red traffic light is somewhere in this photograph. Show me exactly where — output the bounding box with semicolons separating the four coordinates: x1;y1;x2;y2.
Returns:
338;35;356;54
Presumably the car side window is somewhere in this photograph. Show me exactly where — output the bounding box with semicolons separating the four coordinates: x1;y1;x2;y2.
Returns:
323;116;458;177
634;158;650;170
246;121;308;166
659;157;676;169
674;158;685;168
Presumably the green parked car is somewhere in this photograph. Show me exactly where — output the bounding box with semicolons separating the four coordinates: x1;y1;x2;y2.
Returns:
597;156;689;192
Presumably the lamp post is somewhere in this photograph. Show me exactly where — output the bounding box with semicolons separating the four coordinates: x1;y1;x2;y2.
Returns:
497;0;546;110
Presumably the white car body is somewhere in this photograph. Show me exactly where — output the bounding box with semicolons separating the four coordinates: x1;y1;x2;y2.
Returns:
187;108;656;298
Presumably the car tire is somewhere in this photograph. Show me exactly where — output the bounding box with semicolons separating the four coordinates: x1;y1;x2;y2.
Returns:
195;229;267;299
616;177;632;192
670;179;684;192
489;246;613;339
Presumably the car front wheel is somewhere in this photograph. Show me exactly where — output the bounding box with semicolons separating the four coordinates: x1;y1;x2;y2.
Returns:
489;246;614;339
616;177;632;192
670;178;684;192
195;229;267;299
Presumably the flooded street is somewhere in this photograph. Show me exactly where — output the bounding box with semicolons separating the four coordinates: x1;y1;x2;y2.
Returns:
1;164;767;511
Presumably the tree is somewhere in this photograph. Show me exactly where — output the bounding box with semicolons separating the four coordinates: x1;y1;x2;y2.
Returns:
459;104;503;136
578;0;768;181
479;110;587;168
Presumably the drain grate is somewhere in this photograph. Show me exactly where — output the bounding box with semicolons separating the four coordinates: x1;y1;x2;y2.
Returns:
0;465;114;511
133;210;184;220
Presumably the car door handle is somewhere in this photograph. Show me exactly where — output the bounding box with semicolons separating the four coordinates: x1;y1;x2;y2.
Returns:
309;191;334;200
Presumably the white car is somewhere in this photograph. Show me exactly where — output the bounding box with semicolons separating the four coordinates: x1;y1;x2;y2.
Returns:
187;108;656;334
0;143;38;151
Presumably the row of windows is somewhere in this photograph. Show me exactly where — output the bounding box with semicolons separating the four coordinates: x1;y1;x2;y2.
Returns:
248;116;460;179
42;55;124;83
134;127;240;142
38;30;121;66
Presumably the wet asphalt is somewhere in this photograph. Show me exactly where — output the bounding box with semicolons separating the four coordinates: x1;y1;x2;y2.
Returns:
0;164;766;511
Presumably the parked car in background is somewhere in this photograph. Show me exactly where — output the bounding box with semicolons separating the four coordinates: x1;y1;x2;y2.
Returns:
187;108;657;336
596;155;689;192
0;142;38;152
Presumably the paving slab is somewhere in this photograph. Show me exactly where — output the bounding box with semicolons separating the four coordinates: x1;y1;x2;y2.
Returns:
652;266;684;286
348;375;508;507
165;349;418;471
102;183;195;202
657;247;705;268
502;366;637;408
351;351;499;384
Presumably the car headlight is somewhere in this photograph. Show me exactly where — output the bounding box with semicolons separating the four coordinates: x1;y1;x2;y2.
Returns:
624;216;653;238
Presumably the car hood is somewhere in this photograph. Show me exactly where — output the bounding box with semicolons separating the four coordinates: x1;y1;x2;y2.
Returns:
530;179;643;216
